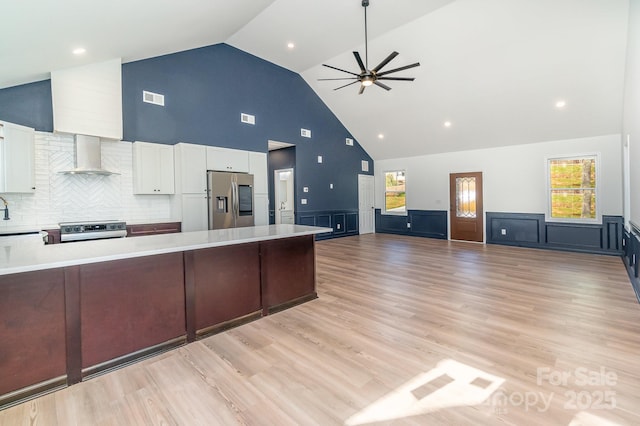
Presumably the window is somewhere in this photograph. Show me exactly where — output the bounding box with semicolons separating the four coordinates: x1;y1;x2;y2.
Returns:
547;155;598;221
385;171;406;214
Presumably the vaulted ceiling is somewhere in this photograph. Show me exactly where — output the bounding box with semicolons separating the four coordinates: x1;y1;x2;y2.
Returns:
0;0;631;160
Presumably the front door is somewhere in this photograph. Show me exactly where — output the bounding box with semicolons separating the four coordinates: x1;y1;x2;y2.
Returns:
449;172;483;242
358;174;375;234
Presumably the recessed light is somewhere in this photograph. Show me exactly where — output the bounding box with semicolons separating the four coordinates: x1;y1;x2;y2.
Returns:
72;47;86;55
444;121;452;128
287;42;295;49
555;100;567;109
378;133;384;139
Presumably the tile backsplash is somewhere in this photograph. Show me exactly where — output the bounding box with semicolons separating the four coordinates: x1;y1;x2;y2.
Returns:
0;132;171;230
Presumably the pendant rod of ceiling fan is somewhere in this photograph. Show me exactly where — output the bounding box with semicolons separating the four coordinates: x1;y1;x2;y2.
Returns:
364;1;369;70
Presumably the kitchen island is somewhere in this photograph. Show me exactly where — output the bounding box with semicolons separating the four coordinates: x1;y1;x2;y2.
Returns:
0;224;331;409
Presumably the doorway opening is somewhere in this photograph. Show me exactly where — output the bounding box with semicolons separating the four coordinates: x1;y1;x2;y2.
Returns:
268;141;296;225
274;168;295;224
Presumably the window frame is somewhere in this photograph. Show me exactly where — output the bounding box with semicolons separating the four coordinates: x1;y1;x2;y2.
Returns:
545;153;601;224
383;169;407;216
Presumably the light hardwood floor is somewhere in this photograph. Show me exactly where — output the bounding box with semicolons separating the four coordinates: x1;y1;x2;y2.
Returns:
2;234;640;425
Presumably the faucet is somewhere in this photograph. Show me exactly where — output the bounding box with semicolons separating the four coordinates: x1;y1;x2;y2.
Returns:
0;196;9;220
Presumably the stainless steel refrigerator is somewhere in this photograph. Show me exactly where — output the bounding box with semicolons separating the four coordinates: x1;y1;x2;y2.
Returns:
207;171;255;229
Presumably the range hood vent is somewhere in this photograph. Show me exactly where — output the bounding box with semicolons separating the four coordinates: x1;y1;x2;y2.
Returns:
59;135;119;175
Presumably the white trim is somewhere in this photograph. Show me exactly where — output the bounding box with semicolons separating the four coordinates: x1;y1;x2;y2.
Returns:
623;135;631;230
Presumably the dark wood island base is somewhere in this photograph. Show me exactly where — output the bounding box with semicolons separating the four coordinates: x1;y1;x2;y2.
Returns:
0;233;318;409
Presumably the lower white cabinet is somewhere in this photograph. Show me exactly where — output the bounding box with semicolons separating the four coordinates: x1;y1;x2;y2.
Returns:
180;193;208;232
254;193;269;226
0;121;35;193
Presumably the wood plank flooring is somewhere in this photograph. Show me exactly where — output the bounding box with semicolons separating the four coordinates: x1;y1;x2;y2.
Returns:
2;234;640;425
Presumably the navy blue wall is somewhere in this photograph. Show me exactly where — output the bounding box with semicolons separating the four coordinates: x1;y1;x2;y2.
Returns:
0;43;374;220
121;44;373;214
0;80;53;131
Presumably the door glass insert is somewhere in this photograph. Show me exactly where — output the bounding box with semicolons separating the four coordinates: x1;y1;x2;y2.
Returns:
456;177;477;218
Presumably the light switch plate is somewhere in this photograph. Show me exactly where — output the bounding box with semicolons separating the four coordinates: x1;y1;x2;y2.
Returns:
346;138;354;146
317;155;323;163
303;187;309;192
301;198;307;205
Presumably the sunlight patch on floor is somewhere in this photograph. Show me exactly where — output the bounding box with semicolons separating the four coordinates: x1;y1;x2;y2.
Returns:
344;359;505;425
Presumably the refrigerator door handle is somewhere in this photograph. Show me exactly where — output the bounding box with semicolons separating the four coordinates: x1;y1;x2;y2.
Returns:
232;180;239;219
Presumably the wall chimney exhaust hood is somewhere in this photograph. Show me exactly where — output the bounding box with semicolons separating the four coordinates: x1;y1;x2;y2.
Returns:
59;135;119;175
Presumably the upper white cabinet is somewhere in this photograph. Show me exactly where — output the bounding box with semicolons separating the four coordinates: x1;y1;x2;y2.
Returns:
248;152;268;194
174;143;207;193
206;146;249;173
133;141;175;194
0;121;36;193
51;58;123;139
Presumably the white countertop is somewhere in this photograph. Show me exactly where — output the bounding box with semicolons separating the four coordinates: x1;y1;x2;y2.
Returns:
0;225;332;276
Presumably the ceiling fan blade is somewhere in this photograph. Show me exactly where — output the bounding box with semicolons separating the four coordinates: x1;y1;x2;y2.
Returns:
374;81;392;91
377;77;415;81
376;62;421;77
334;80;361;91
322;63;360;76
318;77;359;81
358;85;366;95
353;51;366;73
371;51;399;73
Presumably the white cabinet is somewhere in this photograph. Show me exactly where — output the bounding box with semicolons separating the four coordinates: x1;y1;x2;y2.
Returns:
0;121;36;193
248;151;269;226
174;143;207;193
180;193;208;232
254;193;269;226
206;146;249;173
133;141;175;194
248;152;268;194
173;143;208;232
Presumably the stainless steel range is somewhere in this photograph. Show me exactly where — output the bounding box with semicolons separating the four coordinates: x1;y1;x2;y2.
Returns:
59;220;127;242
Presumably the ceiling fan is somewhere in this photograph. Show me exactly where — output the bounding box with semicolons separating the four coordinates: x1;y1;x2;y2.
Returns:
319;0;420;95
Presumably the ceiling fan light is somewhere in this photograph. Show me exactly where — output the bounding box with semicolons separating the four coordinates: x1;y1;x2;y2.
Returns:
361;77;374;86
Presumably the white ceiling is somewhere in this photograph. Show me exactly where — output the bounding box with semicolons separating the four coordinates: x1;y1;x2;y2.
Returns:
0;0;631;160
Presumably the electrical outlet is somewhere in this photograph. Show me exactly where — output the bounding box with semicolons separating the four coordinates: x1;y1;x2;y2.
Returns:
407;223;411;228
301;128;311;138
329;183;333;189
501;229;507;235
301;198;307;205
317;155;323;163
346;138;354;146
337;224;341;230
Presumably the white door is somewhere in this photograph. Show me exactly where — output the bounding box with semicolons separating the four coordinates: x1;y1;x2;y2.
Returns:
358;174;375;234
274;168;294;224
